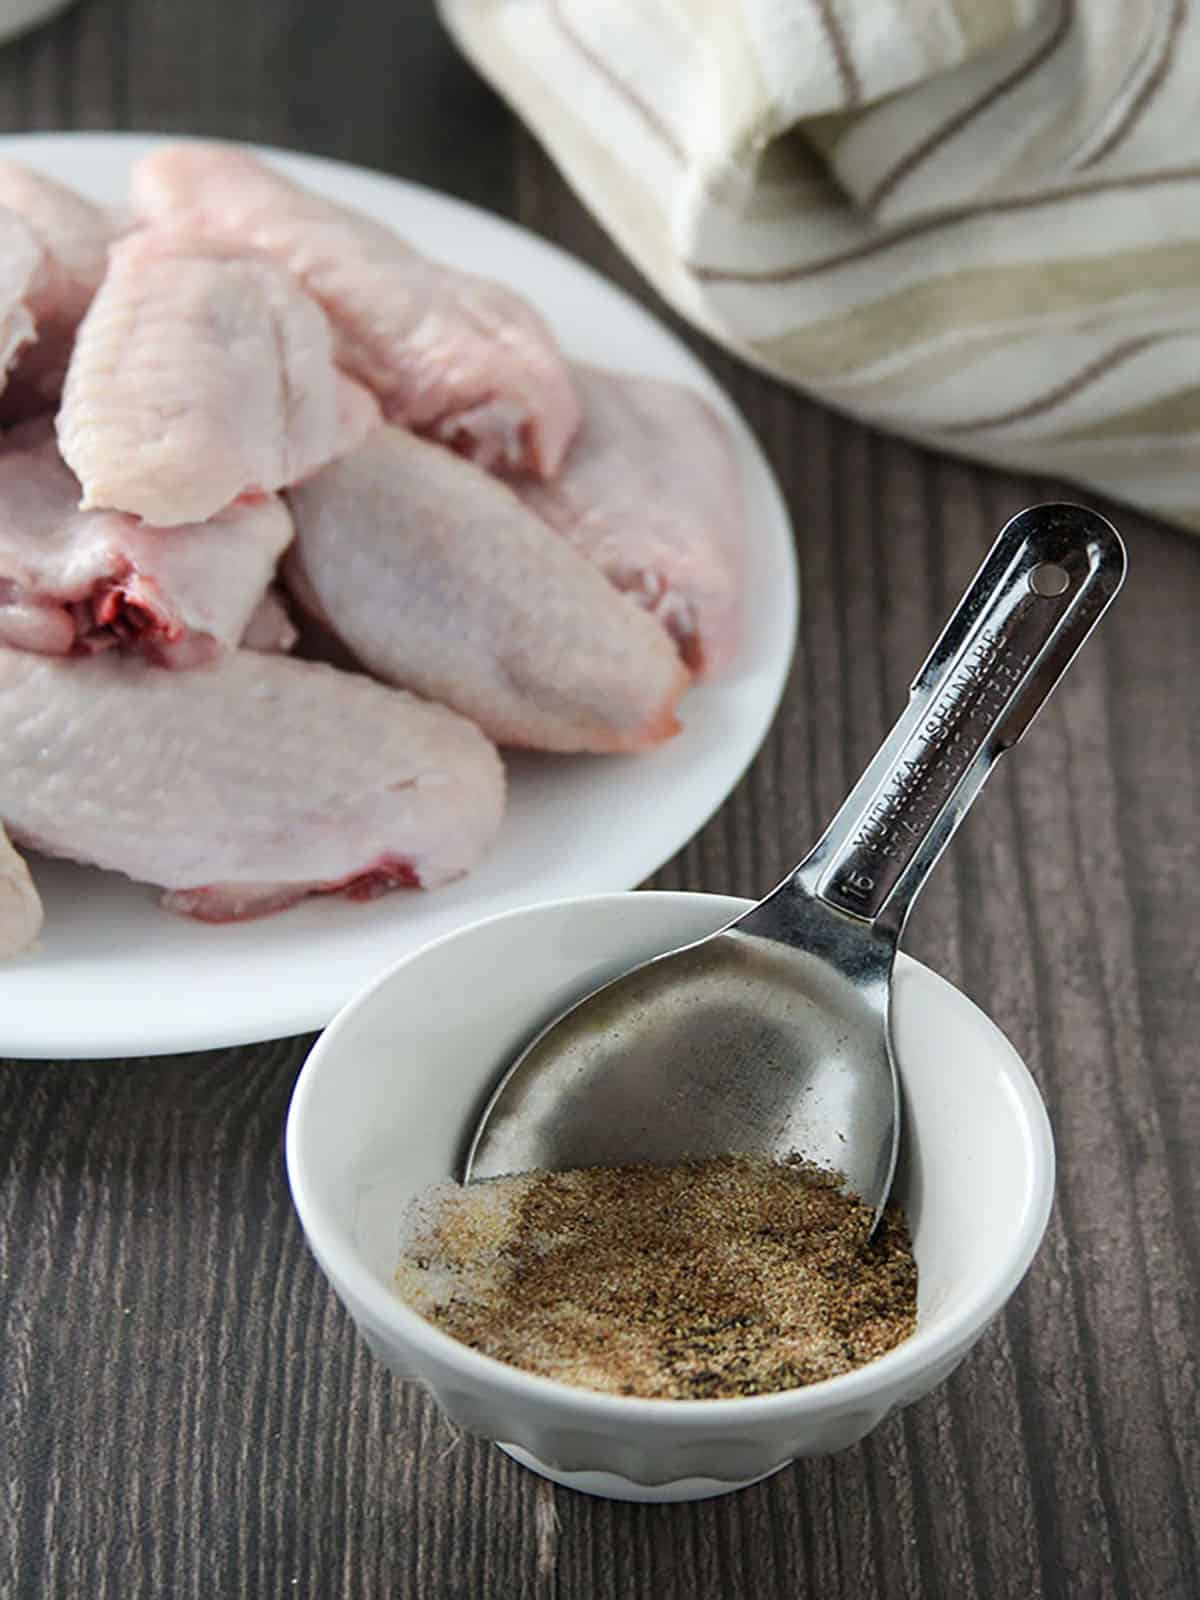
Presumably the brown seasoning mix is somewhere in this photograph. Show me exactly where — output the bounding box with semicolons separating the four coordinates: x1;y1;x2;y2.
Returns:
395;1155;918;1400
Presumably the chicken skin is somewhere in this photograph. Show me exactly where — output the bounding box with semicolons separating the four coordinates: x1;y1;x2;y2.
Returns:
132;143;579;477
57;229;373;525
0;823;42;957
0;159;117;413
518;367;745;676
0;647;506;920
285;425;690;753
0;418;292;665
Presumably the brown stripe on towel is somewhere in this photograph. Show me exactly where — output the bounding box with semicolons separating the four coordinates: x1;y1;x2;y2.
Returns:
1082;0;1187;168
811;0;863;108
939;335;1168;433
687;165;1200;284
866;0;1075;213
547;0;686;163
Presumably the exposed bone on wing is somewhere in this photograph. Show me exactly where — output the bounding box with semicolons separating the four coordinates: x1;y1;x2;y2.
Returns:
0;418;292;665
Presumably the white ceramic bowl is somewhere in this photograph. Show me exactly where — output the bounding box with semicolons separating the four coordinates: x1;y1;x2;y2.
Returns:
286;892;1055;1502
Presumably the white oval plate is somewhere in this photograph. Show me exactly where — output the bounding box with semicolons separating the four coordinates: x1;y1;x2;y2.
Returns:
0;133;798;1059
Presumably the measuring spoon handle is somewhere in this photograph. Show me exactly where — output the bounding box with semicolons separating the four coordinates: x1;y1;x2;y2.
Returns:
794;503;1126;935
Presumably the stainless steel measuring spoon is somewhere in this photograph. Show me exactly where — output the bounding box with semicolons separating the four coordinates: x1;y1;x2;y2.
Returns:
464;503;1126;1227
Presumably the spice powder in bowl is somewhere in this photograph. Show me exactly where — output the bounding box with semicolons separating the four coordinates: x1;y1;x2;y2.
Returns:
394;1155;917;1400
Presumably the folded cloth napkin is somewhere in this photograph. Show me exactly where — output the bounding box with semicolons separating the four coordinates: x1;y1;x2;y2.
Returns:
440;0;1200;532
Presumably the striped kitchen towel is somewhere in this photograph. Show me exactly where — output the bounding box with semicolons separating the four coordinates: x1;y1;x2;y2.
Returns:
440;0;1200;533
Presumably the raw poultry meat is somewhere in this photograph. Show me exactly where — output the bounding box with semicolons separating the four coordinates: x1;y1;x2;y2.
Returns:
0;160;117;412
0;159;114;321
132;143;580;477
57;229;372;525
240;587;297;655
334;369;382;456
0;418;292;665
285;425;691;753
0;647;505;920
518;366;745;676
0;208;41;392
0;822;42;957
0;151;740;958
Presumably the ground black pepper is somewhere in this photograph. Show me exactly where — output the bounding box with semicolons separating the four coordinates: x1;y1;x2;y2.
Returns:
395;1155;918;1400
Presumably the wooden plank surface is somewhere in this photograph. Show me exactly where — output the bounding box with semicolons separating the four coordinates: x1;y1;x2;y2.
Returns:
0;5;1197;1596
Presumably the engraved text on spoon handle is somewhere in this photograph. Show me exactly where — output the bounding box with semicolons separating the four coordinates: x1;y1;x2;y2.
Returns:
814;504;1126;925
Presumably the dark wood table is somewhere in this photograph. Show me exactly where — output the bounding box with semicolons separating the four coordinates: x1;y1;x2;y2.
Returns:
1;6;1197;1596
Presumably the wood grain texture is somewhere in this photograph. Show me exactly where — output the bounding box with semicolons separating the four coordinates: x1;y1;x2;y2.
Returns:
0;4;1197;1597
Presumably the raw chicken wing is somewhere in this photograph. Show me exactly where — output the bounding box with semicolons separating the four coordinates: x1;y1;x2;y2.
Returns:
0;648;505;919
0;823;42;957
0;209;41;393
57;229;373;525
240;587;297;655
519;367;745;676
0;160;116;410
0;418;292;665
285;425;690;753
132;143;579;477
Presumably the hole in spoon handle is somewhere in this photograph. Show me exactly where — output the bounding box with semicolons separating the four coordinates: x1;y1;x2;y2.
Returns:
814;504;1126;926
